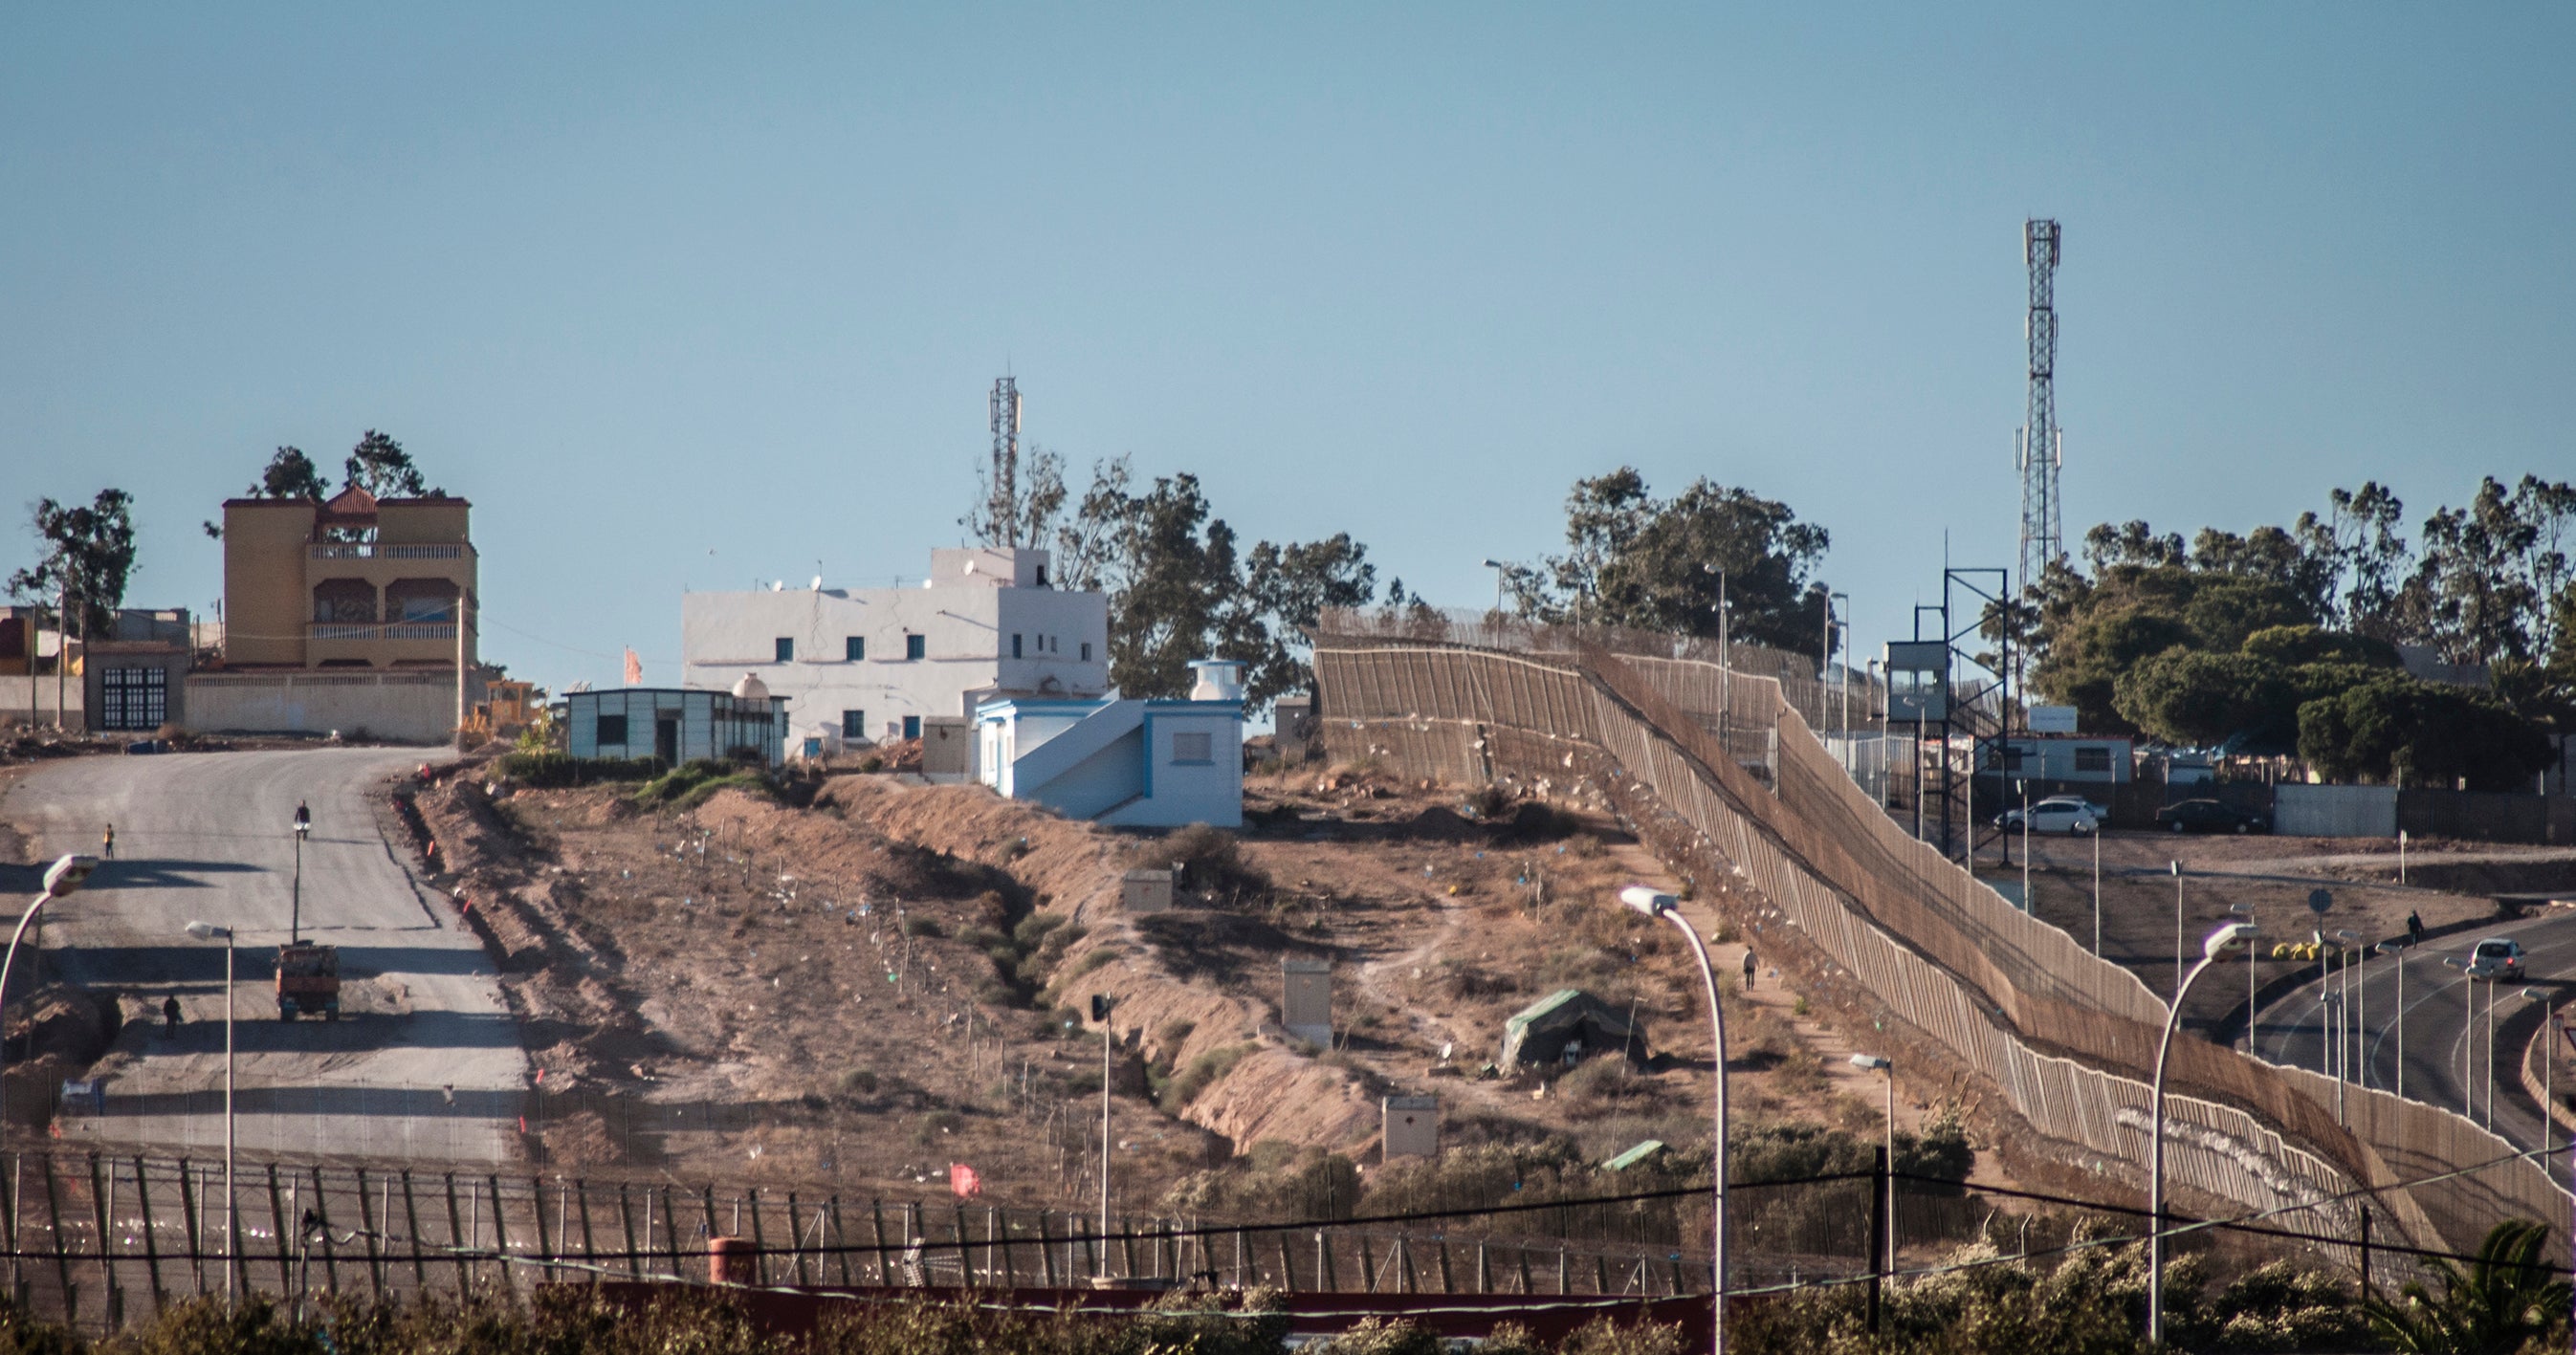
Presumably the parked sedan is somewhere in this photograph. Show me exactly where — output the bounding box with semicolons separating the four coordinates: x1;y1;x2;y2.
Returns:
1993;799;2103;835
2469;937;2526;981
2152;798;2269;834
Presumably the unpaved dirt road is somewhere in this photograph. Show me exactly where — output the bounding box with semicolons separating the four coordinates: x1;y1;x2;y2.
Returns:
0;749;526;1163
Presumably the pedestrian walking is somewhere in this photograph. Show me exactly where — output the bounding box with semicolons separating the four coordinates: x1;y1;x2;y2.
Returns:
161;993;180;1035
1742;950;1757;989
2407;909;2424;946
100;823;114;858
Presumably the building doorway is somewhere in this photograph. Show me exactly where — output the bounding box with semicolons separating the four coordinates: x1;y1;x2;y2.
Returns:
655;715;679;765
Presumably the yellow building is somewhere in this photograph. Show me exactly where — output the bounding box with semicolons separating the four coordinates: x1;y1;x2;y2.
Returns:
220;486;476;671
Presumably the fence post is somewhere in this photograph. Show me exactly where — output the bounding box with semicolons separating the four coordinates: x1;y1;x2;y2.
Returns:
2359;1205;2373;1299
992;1206;1014;1288
1320;1230;1338;1292
485;1176;517;1294
86;1155;118;1325
175;1159;204;1298
395;1171;426;1291
1118;1214;1137;1279
526;1175;553;1283
616;1185;640;1280
1277;1231;1297;1292
131;1157;165;1313
1867;1146;1888;1334
785;1194;808;1286
1036;1210;1059;1288
352;1167;385;1299
1357;1233;1376;1293
40;1155;73;1329
575;1180;599;1279
1477;1240;1490;1294
1435;1237;1453;1294
827;1196;854;1287
441;1174;467;1292
1517;1246;1532;1295
950;1202;972;1287
266;1163;293;1295
870;1200;892;1287
745;1189;769;1286
308;1167;341;1295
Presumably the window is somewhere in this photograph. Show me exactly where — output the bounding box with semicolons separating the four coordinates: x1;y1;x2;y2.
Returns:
1080;642;1092;662
905;633;925;661
902;714;921;739
596;713;629;745
1172;731;1214;764
774;637;794;663
842;710;865;739
2074;745;2112;774
1011;633;1024;659
845;636;865;662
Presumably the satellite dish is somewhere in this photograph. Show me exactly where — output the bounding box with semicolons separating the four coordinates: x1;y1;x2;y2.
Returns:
1439;1041;1454;1062
770;580;784;592
810;576;824;591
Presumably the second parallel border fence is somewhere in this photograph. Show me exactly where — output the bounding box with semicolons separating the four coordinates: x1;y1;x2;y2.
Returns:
1308;618;2570;1265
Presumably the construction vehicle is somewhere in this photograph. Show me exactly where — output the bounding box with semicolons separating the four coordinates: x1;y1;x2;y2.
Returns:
275;941;341;1020
460;678;548;744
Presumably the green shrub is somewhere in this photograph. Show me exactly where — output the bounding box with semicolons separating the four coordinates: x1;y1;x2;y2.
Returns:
495;752;665;786
631;758;772;809
1157;1042;1252;1110
902;916;944;939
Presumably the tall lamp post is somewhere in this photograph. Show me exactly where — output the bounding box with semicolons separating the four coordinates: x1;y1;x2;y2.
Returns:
1621;885;1728;1355
2149;920;2260;1346
183;921;237;1300
1090;993;1115;1278
1850;1053;1895;1277
2441;956;2474;1119
1481;559;1508;616
2228;904;2255;1054
2376;941;2408;1100
1;855;99;1165
290;802;312;945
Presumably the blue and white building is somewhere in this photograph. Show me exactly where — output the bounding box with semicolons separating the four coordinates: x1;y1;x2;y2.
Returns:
975;660;1245;827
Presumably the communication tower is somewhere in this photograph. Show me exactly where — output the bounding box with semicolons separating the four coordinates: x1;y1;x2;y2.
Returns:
2016;220;2063;595
987;375;1024;546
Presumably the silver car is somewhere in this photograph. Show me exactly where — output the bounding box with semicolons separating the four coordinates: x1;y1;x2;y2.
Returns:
2470;937;2526;981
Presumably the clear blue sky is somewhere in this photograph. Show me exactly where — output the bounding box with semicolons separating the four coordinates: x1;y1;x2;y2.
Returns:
5;5;2570;692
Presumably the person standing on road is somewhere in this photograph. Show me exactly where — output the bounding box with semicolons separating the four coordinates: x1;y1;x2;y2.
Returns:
2407;909;2425;946
1742;950;1757;989
100;824;114;858
161;994;180;1035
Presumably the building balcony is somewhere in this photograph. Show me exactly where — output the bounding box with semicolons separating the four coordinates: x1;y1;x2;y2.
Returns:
308;543;473;560
305;622;464;667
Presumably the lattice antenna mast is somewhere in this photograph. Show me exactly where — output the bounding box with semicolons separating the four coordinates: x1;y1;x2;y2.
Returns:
2016;219;2063;594
987;376;1023;546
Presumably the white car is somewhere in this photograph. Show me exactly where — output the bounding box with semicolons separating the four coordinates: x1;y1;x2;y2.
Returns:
1993;799;2103;835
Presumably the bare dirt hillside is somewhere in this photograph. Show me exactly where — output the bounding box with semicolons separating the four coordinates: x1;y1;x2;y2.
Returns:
400;763;1905;1212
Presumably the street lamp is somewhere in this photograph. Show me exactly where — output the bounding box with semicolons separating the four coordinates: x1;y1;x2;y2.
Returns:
2521;989;2552;1141
1850;1053;1894;1278
2229;904;2255;1055
2149;919;2260;1346
1;855;99;1166
1621;885;1728;1355
184;920;237;1300
2441;956;2474;1119
2334;929;2363;1093
290;802;312;945
2376;941;2408;1100
1481;559;1508;616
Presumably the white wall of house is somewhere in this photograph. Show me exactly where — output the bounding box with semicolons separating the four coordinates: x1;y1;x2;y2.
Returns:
978;696;1243;828
681;548;1108;745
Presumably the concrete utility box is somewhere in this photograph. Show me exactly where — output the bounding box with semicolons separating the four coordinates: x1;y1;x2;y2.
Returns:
1122;869;1174;914
1273;696;1317;761
1283;958;1332;1047
922;716;975;776
1382;1096;1439;1160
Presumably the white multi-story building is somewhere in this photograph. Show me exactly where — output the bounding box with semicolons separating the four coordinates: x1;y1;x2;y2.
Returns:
681;547;1110;753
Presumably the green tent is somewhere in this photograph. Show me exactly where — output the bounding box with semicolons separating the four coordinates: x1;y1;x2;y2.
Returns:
1498;989;1647;1072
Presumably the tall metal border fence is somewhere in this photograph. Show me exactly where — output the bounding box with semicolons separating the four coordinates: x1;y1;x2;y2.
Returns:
1309;618;2567;1262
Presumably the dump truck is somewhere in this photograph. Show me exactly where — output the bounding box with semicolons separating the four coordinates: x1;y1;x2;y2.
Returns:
275;942;341;1020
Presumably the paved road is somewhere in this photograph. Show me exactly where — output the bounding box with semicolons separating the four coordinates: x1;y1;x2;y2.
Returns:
2252;907;2576;1190
0;749;525;1163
